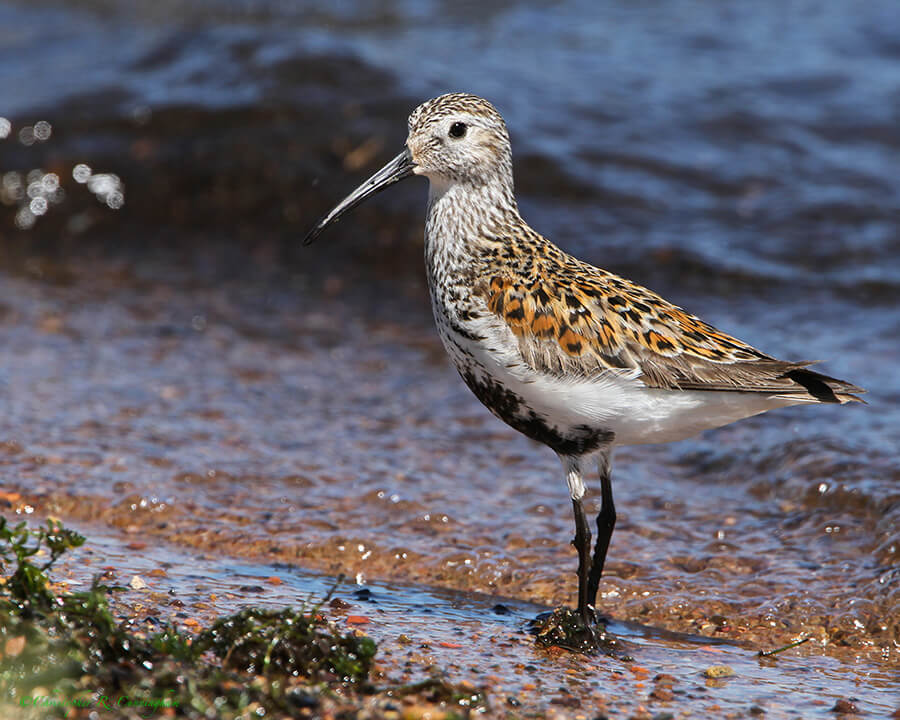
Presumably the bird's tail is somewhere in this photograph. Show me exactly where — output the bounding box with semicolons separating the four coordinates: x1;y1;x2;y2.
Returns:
779;367;866;404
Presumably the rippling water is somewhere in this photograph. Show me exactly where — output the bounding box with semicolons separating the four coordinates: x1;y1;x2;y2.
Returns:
1;0;898;712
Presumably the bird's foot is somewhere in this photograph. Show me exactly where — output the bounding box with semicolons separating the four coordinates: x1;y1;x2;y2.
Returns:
529;607;617;655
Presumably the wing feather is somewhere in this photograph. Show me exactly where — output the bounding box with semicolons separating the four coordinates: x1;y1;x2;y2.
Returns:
477;253;863;404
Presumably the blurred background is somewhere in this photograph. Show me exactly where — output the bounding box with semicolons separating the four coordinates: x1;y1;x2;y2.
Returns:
0;0;897;674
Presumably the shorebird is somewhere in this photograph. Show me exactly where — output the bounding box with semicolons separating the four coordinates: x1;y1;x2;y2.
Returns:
304;93;864;638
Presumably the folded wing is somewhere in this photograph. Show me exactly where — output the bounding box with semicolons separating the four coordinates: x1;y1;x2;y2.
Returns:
478;253;863;404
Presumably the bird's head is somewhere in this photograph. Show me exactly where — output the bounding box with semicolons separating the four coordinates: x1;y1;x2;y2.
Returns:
406;92;512;190
304;92;511;244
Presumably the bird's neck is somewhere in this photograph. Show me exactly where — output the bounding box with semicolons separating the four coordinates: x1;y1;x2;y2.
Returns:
423;177;519;325
424;177;518;268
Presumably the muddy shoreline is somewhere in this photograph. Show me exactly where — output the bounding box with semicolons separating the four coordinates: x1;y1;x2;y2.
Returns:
6;515;896;719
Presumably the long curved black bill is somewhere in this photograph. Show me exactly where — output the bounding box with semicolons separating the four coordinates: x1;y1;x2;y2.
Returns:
304;148;415;245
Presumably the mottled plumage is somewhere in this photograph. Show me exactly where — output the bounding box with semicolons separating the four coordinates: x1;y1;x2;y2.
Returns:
477;229;858;400
305;92;864;641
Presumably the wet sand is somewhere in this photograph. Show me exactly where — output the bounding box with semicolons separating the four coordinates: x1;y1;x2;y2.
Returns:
41;520;898;719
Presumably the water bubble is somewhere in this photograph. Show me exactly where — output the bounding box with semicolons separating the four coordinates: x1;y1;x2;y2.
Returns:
29;196;48;216
41;173;59;192
87;172;125;209
0;118;10;139
18;126;35;146
27;181;44;199
87;174;112;194
1;172;21;190
15;207;36;229
33;120;52;141
73;164;92;183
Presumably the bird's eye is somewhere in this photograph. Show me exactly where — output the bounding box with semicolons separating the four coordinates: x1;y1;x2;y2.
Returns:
448;122;467;139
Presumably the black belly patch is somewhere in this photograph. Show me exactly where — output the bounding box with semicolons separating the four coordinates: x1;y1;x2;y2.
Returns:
459;369;613;456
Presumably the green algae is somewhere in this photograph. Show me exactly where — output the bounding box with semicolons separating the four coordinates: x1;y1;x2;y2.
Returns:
196;606;376;681
0;517;488;719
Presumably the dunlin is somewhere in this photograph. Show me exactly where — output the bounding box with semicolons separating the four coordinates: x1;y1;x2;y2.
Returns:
305;93;864;637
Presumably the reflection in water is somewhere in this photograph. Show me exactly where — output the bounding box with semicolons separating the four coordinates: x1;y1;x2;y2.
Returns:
1;120;125;229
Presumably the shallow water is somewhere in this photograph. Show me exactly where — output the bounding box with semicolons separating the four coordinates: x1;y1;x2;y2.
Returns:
1;0;898;714
53;522;898;719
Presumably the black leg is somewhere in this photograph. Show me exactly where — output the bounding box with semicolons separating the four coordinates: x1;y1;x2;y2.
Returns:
571;497;593;631
586;462;615;614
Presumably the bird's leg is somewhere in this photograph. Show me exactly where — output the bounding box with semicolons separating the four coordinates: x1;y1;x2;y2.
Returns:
571;497;594;632
587;453;616;616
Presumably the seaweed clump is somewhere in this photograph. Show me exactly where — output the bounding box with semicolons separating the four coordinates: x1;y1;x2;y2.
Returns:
196;606;376;682
0;517;488;719
0;517;376;718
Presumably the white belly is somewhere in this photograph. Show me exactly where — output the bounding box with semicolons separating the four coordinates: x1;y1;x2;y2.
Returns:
441;315;798;448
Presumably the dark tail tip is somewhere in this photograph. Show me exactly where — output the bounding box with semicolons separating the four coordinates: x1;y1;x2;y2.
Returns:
784;369;840;402
782;368;865;404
